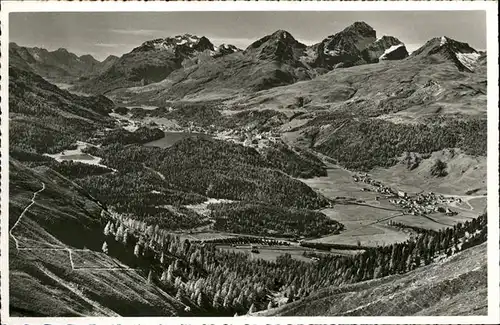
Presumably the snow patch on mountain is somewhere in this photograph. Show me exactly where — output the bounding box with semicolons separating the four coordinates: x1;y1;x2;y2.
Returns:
456;52;480;71
324;48;340;56
380;44;404;59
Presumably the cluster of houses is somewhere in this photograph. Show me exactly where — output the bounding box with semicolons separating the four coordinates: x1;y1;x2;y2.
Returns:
353;174;459;217
214;128;281;149
389;194;459;217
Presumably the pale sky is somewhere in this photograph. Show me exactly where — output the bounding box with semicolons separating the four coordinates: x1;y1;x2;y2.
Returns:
10;11;486;61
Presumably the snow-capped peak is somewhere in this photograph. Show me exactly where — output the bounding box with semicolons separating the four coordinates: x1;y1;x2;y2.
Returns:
440;36;448;46
142;34;211;51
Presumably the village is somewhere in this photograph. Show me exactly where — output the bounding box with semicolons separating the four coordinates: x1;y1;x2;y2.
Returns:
108;108;283;150
352;173;460;217
212;127;281;149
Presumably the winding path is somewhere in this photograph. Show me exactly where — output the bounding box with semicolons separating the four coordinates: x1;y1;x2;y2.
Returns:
10;181;135;271
10;182;46;250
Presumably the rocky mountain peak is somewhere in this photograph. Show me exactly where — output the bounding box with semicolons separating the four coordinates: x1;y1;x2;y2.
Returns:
79;54;99;64
55;47;70;53
411;36;480;72
245;29;306;63
270;29;295;41
313;22;377;69
342;21;376;38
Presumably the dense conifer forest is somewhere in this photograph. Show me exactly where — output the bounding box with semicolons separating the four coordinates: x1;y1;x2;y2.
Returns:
99;210;487;315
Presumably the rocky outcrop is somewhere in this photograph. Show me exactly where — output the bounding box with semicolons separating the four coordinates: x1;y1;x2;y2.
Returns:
312;22;377;69
361;36;408;62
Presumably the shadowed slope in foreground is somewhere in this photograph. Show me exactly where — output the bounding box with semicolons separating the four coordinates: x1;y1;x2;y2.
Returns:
9;160;186;316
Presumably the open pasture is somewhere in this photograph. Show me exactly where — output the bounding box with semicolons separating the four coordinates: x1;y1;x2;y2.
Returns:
300;167;381;202
218;245;325;263
178;231;236;242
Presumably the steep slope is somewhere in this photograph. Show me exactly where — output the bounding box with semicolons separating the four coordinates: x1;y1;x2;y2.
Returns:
9;66;116;154
9;160;187;316
9;43;114;82
259;241;487;316
75;34;241;94
411;36;481;72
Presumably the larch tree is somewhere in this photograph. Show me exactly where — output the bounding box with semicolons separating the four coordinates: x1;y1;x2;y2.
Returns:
115;226;123;242
102;241;109;254
134;243;141;257
160;270;168;282
103;221;111;236
212;291;222;309
122;230;129;245
147;270;154;284
197;291;205;308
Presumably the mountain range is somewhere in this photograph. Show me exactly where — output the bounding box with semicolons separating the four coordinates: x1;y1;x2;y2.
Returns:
10;22;485;101
9;42;119;82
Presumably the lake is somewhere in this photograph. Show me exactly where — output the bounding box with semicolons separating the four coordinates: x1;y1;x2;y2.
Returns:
143;131;212;148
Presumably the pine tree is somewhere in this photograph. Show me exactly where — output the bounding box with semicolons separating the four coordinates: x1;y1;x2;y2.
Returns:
213;291;222;309
167;270;174;283
108;222;116;235
189;252;197;265
115;226;123;242
122;230;129;245
174;276;181;289
176;286;184;301
223;295;231;309
103;221;111;236
161;270;168;282
102;241;109;254
197;292;205;308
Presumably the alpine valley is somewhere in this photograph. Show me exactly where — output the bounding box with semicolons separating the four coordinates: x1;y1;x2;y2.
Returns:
8;21;487;317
